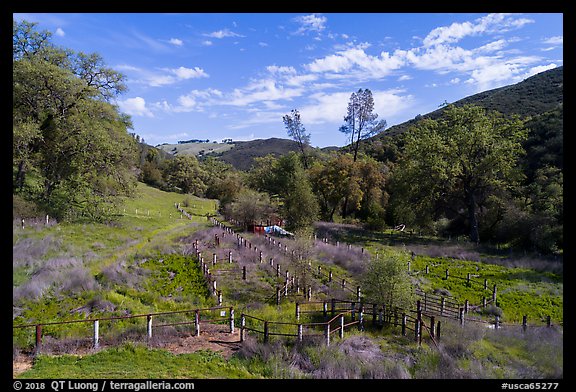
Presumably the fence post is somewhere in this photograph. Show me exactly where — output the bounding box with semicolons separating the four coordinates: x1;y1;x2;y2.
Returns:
546;316;551;327
459;307;465;326
424;292;427;311
307;286;312;301
329;270;333;282
372;303;377;326
464;299;469;314
445;269;449;280
407;261;411;272
213;253;217;265
35;325;42;354
356;286;362;302
425;265;429;274
401;314;407;336
242;266;246;280
430;316;435;338
264;321;269;343
441;297;445;315
339;315;345;339
416;300;422;321
325;323;330;346
298;324;303;342
522;315;527;332
331;298;336;317
317;265;322;276
484;279;488;290
93;320;100;349
147;315;153;340
195;310;201;336
341;278;346;289
276;286;281;305
415;319;420;342
436;320;441;341
295;302;300;321
492;284;498;303
228;251;232;263
323;301;328;317
276;264;280;277
494;315;500;329
358;306;364;331
229;307;234;333
482;297;487;308
466;273;471;286
351;302;356;321
240;314;246;342
381;303;387;325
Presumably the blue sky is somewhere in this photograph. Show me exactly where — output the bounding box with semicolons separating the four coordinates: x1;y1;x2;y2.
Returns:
14;13;563;148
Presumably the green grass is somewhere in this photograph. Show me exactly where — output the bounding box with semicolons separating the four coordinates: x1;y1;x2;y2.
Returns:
13;183;563;379
17;343;266;379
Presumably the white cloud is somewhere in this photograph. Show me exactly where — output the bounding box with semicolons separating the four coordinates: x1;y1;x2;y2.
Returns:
204;29;244;39
169;38;183;46
293;14;327;35
118;97;154;117
398;75;412;81
202;40;213;46
55;27;65;37
542;36;563;45
117;64;208;87
422;13;534;47
474;39;507;53
227;79;304;106
158;89;223;113
258;42;269;47
298;89;414;126
169;66;209;80
307;46;407;80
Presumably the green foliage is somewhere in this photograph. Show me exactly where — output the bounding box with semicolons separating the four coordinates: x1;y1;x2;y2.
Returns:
162;155;208;196
13;20;137;222
141;254;210;300
390;104;528;243
18;344;266;379
361;248;415;309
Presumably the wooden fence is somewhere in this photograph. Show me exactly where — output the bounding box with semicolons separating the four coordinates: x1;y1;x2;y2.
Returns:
13;306;234;354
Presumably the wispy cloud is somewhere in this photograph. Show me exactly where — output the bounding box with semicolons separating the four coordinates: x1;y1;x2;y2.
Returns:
542;36;563;45
116;64;209;87
422;13;534;47
55;27;65;37
203;29;245;39
292;14;327;35
169;38;183;46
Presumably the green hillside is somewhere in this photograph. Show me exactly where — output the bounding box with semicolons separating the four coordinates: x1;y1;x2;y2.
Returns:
370;66;563;140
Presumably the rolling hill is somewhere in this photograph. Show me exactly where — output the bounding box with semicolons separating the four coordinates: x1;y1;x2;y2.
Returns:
372;66;563;140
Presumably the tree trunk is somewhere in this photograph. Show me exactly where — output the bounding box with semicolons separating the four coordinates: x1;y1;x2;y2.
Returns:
15;160;26;192
467;191;479;243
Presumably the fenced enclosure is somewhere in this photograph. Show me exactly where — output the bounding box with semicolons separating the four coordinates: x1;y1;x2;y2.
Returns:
13;306;235;355
14;211;560;359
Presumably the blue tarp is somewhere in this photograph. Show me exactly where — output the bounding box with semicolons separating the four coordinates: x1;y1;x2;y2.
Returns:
264;225;293;236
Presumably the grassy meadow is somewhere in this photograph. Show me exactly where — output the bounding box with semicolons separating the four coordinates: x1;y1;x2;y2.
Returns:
13;182;563;379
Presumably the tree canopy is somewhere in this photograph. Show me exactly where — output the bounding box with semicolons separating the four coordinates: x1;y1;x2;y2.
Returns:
389;104;528;243
13;20;137;221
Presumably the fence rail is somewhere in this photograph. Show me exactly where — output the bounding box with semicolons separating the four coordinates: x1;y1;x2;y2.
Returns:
14;305;235;354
